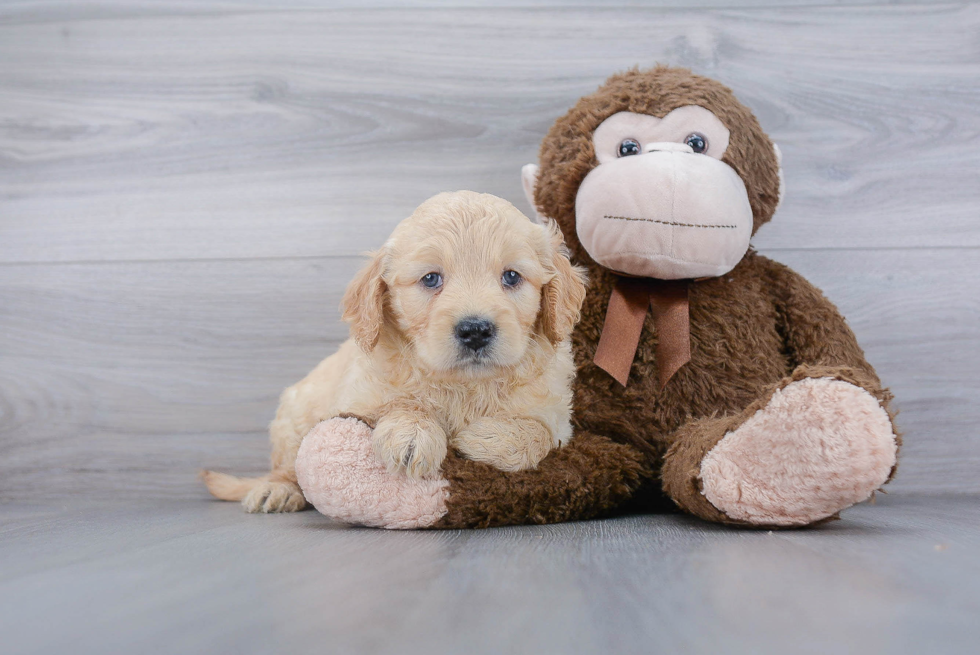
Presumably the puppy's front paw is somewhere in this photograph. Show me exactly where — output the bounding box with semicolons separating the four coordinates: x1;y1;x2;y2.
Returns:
373;416;448;479
455;417;555;472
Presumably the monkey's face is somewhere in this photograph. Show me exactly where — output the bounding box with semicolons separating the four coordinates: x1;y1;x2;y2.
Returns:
527;67;784;281
575;106;753;280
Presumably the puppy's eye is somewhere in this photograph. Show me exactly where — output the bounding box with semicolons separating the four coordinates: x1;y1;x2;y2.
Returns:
501;270;522;287
618;139;641;157
684;133;708;154
420;272;442;289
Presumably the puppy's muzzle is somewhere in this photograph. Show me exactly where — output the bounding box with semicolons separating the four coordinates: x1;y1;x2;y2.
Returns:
455;317;496;353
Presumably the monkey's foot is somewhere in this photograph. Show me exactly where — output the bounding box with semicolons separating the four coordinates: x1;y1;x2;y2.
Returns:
699;378;897;527
295;417;449;529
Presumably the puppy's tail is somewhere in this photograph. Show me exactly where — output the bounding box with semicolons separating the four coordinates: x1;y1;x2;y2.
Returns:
200;470;267;502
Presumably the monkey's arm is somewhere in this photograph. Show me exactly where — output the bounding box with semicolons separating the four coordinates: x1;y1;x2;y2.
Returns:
765;257;880;380
295;416;651;529
433;431;652;528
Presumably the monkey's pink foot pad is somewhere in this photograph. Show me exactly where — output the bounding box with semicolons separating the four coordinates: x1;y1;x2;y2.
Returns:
296;417;449;529
699;378;897;527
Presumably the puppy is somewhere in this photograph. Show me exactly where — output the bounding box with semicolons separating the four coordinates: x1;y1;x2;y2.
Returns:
204;191;587;513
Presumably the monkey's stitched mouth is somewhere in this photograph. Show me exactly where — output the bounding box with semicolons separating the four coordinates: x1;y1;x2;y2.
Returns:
603;215;737;229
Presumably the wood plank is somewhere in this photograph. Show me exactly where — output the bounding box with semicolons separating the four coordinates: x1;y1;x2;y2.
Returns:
1;495;979;655
0;256;356;500
2;4;979;263
1;248;976;500
2;1;966;25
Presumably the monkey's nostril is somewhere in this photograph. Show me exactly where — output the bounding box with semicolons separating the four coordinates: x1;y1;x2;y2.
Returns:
455;317;496;352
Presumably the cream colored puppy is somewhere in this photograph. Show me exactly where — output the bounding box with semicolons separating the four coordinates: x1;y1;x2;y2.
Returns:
204;191;587;513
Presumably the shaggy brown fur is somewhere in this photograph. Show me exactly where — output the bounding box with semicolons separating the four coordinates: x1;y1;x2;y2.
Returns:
431;67;899;529
435;432;651;528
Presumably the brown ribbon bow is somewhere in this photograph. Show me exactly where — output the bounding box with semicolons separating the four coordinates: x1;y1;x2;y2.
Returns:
593;277;691;389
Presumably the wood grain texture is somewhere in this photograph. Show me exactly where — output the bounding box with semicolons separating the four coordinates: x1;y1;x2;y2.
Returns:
1;1;966;24
1;4;979;263
1;495;978;655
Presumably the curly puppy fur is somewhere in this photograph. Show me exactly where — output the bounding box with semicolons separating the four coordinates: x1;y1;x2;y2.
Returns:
205;191;586;512
432;67;899;529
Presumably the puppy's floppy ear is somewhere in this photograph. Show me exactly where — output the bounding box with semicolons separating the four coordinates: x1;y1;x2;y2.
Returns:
341;249;387;352
538;220;588;345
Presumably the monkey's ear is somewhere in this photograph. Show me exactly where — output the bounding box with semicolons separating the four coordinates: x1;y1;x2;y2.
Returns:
521;163;543;224
538;220;587;345
773;143;785;212
341;250;387;352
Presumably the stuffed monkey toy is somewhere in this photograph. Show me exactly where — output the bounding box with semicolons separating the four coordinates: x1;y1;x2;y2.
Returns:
295;66;900;529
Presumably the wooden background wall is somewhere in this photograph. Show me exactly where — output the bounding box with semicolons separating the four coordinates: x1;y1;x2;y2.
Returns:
1;1;978;500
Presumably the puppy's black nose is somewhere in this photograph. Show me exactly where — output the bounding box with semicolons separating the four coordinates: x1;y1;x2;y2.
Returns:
455;317;496;352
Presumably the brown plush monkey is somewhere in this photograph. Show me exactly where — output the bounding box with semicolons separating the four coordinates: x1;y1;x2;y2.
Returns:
296;67;900;529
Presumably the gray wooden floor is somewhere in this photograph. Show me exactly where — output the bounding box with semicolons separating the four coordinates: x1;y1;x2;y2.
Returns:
1;494;978;655
1;2;979;653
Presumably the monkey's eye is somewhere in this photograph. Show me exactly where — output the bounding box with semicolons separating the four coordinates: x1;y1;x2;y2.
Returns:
501;270;522;287
618;139;641;157
420;272;443;289
685;133;708;154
